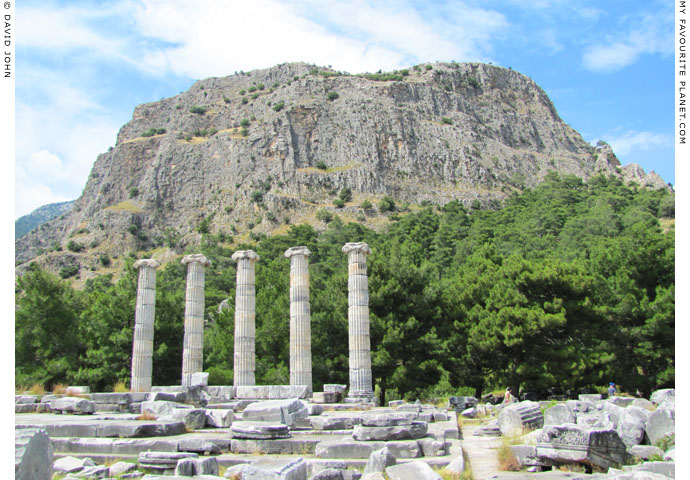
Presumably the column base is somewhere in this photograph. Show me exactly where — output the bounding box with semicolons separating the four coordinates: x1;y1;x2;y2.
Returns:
345;391;377;405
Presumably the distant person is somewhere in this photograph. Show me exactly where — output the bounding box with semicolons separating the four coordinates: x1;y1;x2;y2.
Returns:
608;382;616;396
504;387;515;404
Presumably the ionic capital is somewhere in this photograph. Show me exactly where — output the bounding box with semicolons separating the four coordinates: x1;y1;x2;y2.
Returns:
342;242;371;255
133;259;160;269
181;254;211;267
232;250;260;262
285;246;312;258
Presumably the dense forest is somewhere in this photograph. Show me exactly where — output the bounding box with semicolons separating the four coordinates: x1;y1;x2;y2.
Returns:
15;173;675;403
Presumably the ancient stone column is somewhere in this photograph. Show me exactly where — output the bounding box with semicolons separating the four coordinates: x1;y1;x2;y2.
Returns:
342;242;375;403
130;259;160;392
232;250;260;387
181;254;211;387
285;246;312;392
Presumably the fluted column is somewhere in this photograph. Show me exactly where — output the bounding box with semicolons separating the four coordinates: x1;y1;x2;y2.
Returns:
131;259;160;392
232;250;260;387
285;246;312;393
342;242;375;403
181;254;211;387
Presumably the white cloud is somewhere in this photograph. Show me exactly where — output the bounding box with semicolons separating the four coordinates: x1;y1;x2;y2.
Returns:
582;6;672;72
596;130;673;158
583;42;639;72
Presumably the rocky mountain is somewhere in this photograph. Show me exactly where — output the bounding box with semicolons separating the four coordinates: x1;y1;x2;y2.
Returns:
15;61;669;278
15;200;74;240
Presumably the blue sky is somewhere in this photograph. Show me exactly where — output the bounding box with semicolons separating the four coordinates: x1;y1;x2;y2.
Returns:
14;0;675;218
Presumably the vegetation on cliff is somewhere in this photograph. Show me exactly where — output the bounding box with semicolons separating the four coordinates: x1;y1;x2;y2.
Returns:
15;174;674;401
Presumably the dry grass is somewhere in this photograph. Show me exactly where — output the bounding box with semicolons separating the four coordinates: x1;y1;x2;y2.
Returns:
113;381;128;393
497;436;522;471
52;384;68;395
136;411;158;421
103;200;143;213
27;383;46;395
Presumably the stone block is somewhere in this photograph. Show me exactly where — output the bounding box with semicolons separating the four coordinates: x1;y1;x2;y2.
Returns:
618;406;649;447
360;412;418;427
664;447;675;461
579;394;602;403
50;396;96;414
241;398;309;426
109;461;138;477
544;403;576;425
385;461;442;480
396;404;422;413
91;392;133;404
316;439;379;459
313;392;341;403
138;451;198;475
309;404;324;415
54;455;95;473
207;385;235;400
15;404;39;414
363;446;396;475
231;421;291;439
205;408;235;427
67;386;90;394
324;384;347;394
608;396;635;408
601;402;625;428
537;424;630;470
510;445;540;467
191;372;209;387
567;399;592;413
141;400;186;417
445;449;465;475
240;457;308;480
311;413;362;430
15;395;39;404
169;407;207;429
645;405;675;446
628;445;664;460
15;428;53;480
432;412;448;422
236;385;310;399
650;389;675;406
498;400;544;436
74;465;109;478
627;461;675;479
353;422;428;441
178;438;221;455
416;437;448;456
312;468;345;480
384;440;422;458
632;398;655;410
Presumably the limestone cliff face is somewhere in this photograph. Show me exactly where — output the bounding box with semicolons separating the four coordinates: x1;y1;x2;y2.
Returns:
15;62;669;274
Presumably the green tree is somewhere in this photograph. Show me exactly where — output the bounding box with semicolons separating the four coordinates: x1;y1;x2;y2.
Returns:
15;265;84;388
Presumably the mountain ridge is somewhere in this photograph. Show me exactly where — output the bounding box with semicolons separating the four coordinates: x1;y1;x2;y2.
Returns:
15;61;669;280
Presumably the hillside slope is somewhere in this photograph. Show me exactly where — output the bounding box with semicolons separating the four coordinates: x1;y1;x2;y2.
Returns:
15;62;668;278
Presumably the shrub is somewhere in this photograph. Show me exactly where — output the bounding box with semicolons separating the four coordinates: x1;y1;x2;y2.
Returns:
327;91;339;101
66;240;84;252
239;89;246;95
189;106;207;114
99;254;111;267
141;128;156;137
468;77;481;89
273;101;285;112
241;97;248;105
441;117;453;125
316;208;333;223
333;198;345;208
361;199;373;210
240;118;250;127
59;265;79;279
425;64;433;70
339;187;352;202
248;86;257;93
316;161;327;170
251;191;264;203
251;93;259;99
257;83;265;90
378;195;395;212
113;381;128;393
240;127;249;136
129;187;139;198
197;216;211;234
223;96;231;104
